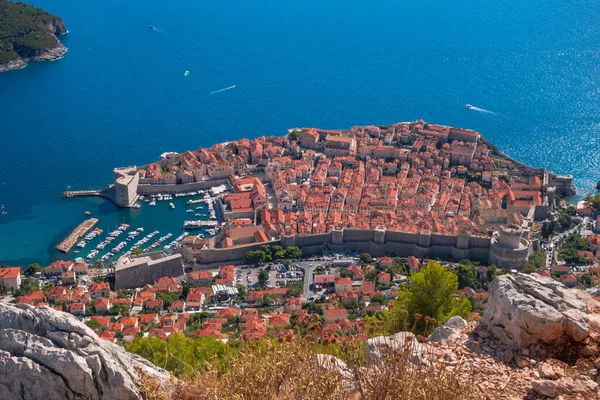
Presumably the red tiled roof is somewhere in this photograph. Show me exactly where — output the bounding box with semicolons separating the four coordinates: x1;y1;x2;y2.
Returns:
0;267;20;279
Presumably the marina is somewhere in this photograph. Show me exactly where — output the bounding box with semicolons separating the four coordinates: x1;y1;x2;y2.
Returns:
183;220;220;229
52;189;225;266
55;218;99;253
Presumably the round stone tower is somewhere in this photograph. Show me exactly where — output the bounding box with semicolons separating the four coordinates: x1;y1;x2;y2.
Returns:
489;226;531;270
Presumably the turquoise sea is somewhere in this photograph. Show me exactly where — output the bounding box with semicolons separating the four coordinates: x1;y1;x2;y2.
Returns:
1;0;600;266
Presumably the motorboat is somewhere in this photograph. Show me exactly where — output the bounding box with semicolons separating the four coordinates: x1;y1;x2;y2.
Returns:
465;104;473;109
169;203;175;209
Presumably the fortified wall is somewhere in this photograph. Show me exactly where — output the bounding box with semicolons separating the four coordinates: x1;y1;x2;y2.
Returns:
190;228;495;270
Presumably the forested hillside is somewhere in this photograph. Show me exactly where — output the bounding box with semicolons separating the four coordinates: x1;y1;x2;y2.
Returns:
0;0;66;64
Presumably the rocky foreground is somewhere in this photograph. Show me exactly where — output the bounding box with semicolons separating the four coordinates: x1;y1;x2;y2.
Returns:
324;273;600;399
0;303;168;400
0;273;599;399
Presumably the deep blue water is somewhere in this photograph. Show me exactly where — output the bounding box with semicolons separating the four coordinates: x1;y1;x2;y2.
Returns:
1;0;600;266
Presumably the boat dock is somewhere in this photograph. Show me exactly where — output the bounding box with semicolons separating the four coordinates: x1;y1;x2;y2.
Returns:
55;218;99;253
62;187;119;206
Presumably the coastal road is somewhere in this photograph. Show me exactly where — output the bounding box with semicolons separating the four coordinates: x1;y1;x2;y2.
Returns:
545;217;586;269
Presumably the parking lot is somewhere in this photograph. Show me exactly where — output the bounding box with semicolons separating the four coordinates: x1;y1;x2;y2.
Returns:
235;263;304;290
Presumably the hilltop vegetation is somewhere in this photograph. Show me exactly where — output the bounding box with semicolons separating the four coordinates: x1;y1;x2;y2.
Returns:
0;0;66;65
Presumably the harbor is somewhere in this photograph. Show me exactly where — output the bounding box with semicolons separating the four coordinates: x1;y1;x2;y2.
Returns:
54;188;226;267
55;218;99;253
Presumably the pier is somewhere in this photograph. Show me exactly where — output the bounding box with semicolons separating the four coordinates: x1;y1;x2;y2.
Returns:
55;218;98;253
63;187;120;206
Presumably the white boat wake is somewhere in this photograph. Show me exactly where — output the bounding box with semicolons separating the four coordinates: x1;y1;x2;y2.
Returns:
210;85;236;95
467;105;496;114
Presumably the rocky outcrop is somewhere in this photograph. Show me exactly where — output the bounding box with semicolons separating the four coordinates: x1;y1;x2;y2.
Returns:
0;303;169;400
429;316;467;344
0;59;26;73
46;17;68;36
365;331;429;365
481;273;599;347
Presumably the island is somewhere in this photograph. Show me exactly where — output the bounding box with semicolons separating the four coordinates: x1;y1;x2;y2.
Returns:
0;0;67;72
69;119;576;272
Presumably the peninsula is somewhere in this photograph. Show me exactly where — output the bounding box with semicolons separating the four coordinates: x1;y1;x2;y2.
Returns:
78;120;575;271
0;0;67;72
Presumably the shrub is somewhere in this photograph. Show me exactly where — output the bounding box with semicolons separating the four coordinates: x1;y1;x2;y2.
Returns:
139;337;475;400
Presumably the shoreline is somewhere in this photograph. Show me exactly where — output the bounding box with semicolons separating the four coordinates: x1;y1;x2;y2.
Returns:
0;38;67;73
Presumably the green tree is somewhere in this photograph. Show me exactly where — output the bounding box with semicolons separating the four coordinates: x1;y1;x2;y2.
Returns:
85;319;101;330
360;253;373;264
110;303;130;317
559;214;571;228
302;302;323;315
24;263;44;276
259;245;273;262
585;193;600;211
387;261;471;333
156;291;180;308
541;221;558;239
522;264;537;274
284;246;302;260
341;298;359;310
562;233;589;251
501;194;509;209
13;277;39;297
283;281;303;297
370;293;387;305
524;250;546;272
132;247;145;255
390;258;411;276
244;250;267;265
236;284;247;301
258;269;269;287
456;261;480;289
288;129;302;141
271;245;286;259
578;274;592;287
487;265;499;282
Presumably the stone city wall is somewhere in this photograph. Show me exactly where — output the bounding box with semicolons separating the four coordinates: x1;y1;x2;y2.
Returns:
192;228;494;269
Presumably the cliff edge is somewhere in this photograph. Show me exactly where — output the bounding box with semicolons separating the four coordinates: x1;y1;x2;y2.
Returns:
0;303;169;400
0;1;67;72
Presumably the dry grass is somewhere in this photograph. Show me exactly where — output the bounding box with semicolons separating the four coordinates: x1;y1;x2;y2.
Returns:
139;335;476;400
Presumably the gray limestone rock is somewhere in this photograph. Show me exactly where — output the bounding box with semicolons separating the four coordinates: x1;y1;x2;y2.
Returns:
429;316;467;344
365;331;428;366
481;273;595;347
0;303;169;400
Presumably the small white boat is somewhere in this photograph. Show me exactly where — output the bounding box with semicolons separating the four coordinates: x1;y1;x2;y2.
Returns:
149;200;156;206
169;203;175;209
133;203;141;209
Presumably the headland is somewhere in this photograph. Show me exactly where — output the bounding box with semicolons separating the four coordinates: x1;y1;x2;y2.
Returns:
70;120;575;270
0;1;67;73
